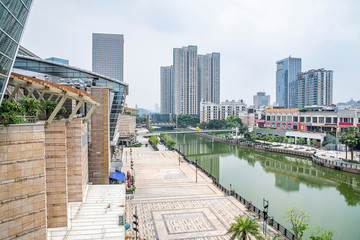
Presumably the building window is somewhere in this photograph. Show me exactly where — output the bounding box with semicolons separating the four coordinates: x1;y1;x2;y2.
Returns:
319;117;324;123
300;117;304;123
326;117;332;124
306;117;311;123
294;116;298;122
282;116;286;121
313;117;317;123
333;117;338;124
287;116;292;122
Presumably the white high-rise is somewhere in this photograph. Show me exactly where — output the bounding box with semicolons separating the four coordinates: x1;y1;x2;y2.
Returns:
92;33;124;82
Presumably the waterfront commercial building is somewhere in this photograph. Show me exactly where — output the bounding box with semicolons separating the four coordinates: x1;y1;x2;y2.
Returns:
162;46;220;115
253;91;270;109
259;107;360;133
0;0;33;103
276;56;302;108
92;33;124;82
296;68;333;108
160;65;173;114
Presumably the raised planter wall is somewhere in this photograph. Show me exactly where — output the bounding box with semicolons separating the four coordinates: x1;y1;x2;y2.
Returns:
0;123;47;239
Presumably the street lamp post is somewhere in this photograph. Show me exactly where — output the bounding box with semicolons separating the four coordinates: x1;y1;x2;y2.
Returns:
195;157;199;183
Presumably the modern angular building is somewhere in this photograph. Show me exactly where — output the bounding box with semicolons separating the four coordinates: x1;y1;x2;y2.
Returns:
161;45;220;115
0;0;33;103
92;33;124;82
276;56;301;108
160;65;173;114
253;91;270;109
296;68;333;108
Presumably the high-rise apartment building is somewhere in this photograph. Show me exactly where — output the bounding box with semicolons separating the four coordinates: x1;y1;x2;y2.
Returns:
173;46;198;115
161;45;220;115
253;91;270;108
296;68;333;108
160;66;173;114
92;33;124;81
0;0;33;103
276;56;301;108
198;53;220;105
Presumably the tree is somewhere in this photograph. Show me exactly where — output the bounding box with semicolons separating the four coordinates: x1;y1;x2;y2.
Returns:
339;127;360;161
198;122;208;129
136;116;146;124
208;119;227;129
166;139;176;149
311;139;317;147
283;207;310;240
310;226;334;240
346;127;360;161
177;114;199;128
227;215;263;240
339;133;348;159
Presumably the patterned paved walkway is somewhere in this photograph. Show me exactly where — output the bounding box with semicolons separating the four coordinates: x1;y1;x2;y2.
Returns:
123;134;265;240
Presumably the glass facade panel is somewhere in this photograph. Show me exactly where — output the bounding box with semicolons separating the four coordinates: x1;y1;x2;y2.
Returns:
0;8;23;41
3;0;28;25
0;0;32;103
0;32;18;58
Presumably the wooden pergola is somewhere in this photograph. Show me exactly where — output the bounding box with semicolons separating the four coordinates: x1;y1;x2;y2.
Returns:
6;72;100;125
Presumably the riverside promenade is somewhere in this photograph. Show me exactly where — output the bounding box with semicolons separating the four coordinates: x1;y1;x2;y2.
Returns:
123;134;280;239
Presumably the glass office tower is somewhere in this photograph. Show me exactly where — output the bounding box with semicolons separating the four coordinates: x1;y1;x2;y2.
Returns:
92;33;124;82
0;0;33;103
276;56;301;108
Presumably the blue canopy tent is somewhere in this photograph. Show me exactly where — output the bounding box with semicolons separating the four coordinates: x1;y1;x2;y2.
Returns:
110;170;125;182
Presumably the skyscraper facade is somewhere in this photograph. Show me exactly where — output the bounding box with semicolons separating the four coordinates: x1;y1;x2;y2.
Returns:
92;33;124;81
0;0;33;103
160;66;173;114
276;56;301;108
198;52;220;105
253;91;270;108
296;68;333;108
172;46;199;115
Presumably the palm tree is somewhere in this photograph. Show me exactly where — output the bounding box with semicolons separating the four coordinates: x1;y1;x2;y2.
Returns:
227;215;263;240
339;133;348;159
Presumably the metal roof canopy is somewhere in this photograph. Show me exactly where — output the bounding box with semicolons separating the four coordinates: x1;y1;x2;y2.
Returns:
7;72;100;126
13;55;128;141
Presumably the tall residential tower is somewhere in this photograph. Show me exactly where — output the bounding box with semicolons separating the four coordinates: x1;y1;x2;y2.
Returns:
161;46;220;115
296;68;333;108
160;66;173;114
276;56;301;108
92;33;124;81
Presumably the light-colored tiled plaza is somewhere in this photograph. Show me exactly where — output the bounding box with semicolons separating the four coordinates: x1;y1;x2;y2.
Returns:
124;134;273;240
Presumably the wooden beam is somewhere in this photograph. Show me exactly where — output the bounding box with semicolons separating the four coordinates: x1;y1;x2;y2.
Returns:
46;96;67;126
66;100;84;125
26;88;35;98
83;104;97;123
8;84;21;101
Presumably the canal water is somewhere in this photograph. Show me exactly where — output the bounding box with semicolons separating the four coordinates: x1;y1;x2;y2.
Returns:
170;133;360;240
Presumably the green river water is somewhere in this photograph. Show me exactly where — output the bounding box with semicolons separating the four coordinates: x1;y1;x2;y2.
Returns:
169;133;360;240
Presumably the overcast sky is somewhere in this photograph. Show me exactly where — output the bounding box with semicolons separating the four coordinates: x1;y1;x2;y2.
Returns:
21;0;360;110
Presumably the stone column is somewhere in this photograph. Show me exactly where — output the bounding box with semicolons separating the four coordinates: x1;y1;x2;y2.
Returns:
45;120;68;228
89;87;111;184
67;119;88;202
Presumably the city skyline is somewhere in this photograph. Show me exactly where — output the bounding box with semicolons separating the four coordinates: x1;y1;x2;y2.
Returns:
20;0;360;109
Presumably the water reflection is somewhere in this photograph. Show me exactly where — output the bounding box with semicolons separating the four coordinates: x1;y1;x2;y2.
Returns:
171;133;360;206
